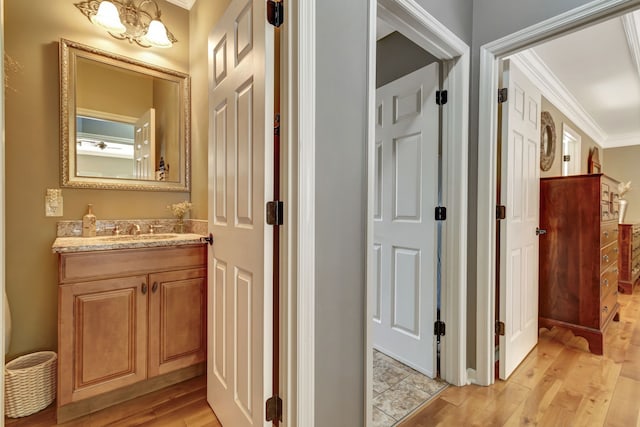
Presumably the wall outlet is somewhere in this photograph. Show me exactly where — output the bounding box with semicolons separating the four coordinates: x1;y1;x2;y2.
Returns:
45;189;63;217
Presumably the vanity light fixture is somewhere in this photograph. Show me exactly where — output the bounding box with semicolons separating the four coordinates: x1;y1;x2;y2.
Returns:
75;0;177;48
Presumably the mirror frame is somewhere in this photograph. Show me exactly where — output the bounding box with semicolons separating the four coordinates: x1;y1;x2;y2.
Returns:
540;111;556;172
60;38;191;191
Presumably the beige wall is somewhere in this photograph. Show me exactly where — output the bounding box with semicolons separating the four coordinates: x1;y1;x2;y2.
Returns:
4;0;189;358
77;58;154;117
540;97;604;178
603;145;640;222
188;0;231;218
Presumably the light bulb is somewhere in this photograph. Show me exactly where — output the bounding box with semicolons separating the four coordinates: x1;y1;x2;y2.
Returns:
90;1;126;34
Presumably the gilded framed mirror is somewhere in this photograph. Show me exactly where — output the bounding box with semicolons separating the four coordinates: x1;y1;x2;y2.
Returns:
60;39;190;191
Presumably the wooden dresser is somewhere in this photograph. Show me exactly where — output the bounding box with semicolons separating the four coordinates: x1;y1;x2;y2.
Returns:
539;174;620;355
618;223;640;294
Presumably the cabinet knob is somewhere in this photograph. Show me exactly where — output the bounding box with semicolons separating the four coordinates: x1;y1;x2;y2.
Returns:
603;279;609;287
604;231;609;238
603;255;609;263
152;282;158;293
603;305;609;313
142;283;148;294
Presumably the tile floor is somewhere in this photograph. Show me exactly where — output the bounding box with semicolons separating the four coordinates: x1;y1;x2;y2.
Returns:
372;350;448;427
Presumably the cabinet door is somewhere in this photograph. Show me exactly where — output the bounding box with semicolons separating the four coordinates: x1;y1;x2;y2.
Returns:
148;268;206;377
59;275;148;405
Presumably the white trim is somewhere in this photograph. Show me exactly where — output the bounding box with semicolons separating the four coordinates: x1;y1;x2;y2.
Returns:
561;122;582;176
365;1;376;425
440;49;470;388
295;0;316;425
366;3;470;419
465;368;477;385
622;11;640;78
603;132;640;147
476;0;640;387
165;0;196;10
377;0;468;60
510;50;607;145
1;0;5;418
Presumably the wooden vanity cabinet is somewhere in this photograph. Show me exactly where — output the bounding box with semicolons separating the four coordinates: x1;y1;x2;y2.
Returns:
148;268;207;377
57;245;207;407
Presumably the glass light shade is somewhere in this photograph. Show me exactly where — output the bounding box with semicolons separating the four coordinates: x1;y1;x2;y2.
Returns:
141;20;172;48
90;1;126;34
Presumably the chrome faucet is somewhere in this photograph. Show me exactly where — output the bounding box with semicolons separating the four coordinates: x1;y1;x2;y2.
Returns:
128;224;141;235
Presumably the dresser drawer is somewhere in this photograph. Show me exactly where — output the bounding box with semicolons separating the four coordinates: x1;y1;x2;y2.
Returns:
601;223;619;247
601;288;618;326
601;203;614;222
601;183;611;202
601;242;619;270
600;264;618;298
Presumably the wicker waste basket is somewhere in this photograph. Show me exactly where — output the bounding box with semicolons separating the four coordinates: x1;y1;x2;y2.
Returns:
5;351;57;418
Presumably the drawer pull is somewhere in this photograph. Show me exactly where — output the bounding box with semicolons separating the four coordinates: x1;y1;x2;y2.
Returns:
142;283;148;294
604;231;609;238
603;255;609;263
152;282;159;293
603;279;609;287
603;305;609;313
614;247;619;253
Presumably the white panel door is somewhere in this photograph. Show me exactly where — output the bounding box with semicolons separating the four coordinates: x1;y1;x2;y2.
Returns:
499;59;541;380
133;108;155;180
207;0;273;425
373;64;439;378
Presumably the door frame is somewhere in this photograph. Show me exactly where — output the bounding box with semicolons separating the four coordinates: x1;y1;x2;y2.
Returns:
562;122;582;176
366;0;470;413
285;1;316;426
475;0;640;387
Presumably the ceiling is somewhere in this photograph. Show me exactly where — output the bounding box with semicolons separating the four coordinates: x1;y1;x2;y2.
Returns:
520;11;640;149
165;0;196;10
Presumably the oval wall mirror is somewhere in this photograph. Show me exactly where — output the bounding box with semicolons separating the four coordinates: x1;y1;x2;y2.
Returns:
540;111;556;171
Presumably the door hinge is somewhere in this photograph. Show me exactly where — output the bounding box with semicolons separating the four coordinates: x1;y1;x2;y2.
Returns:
563;155;571;162
498;88;508;103
267;0;284;27
436;90;448;105
266;394;283;422
496;205;506;220
435;206;447;221
266;201;284;225
434;320;446;337
496;321;505;336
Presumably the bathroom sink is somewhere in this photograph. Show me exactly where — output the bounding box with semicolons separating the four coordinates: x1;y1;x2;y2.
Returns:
98;233;180;242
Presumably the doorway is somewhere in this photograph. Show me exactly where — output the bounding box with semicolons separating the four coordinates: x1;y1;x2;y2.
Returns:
477;0;640;386
366;0;470;425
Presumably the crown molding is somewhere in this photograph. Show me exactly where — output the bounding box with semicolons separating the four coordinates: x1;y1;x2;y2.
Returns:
622;11;640;78
165;0;196;10
511;50;608;145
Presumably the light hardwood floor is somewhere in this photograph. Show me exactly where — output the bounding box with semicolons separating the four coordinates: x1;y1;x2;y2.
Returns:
5;376;220;426
7;291;640;426
401;290;640;427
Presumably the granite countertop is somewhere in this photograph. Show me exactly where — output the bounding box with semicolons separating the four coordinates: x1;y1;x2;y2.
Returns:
52;233;207;253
